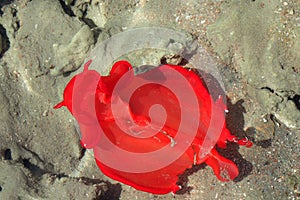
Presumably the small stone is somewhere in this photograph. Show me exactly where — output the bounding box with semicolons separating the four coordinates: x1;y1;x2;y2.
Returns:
42;110;49;117
253;115;275;141
289;9;294;15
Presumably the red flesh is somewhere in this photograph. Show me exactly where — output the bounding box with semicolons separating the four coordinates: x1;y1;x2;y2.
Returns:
54;60;252;194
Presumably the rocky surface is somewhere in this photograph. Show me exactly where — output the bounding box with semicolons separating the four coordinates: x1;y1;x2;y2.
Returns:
0;0;299;199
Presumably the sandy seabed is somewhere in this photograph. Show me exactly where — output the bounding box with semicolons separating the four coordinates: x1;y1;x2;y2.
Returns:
0;0;299;199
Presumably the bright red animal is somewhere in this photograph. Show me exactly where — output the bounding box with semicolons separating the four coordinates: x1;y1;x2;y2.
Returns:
54;60;252;194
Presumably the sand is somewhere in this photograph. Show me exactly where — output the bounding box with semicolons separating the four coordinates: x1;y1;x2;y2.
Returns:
0;0;299;199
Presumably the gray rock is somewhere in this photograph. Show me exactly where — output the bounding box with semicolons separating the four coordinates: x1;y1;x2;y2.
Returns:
207;0;300;129
52;25;95;75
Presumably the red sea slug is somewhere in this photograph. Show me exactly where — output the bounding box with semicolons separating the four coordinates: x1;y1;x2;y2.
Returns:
54;60;252;194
